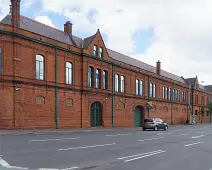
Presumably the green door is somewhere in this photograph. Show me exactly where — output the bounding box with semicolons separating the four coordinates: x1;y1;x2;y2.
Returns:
134;106;143;127
91;102;102;127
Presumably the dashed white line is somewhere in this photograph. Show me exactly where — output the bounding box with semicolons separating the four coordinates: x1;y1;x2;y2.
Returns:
28;137;80;143
105;133;131;137
58;143;116;151
38;169;58;170
138;137;164;142
117;150;163;160
124;150;166;162
175;134;189;136
184;141;204;147
61;166;79;170
190;135;205;139
156;132;173;135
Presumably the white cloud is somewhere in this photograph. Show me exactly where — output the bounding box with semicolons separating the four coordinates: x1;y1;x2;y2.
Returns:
0;0;10;20
34;15;56;28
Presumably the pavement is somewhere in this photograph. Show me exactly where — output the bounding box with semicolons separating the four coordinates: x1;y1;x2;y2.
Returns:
0;124;212;170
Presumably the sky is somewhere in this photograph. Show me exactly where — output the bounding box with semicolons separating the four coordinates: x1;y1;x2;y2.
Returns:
0;0;212;85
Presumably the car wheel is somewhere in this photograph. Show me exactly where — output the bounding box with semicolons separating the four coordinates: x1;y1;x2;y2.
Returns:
143;128;146;131
164;126;168;131
154;126;158;131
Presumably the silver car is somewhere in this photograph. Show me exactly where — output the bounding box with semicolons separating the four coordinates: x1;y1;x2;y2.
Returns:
143;118;168;131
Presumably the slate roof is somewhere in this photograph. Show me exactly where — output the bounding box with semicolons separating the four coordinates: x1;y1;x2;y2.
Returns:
107;49;186;84
0;15;82;48
204;85;212;92
184;77;197;86
83;34;97;49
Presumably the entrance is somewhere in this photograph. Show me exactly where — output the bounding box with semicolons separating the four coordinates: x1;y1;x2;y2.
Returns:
134;106;143;127
91;102;103;127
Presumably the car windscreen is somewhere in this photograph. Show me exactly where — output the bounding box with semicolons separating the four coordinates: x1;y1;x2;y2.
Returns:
144;119;153;122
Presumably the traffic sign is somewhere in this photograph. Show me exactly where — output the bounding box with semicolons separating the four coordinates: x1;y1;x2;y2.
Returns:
147;102;153;109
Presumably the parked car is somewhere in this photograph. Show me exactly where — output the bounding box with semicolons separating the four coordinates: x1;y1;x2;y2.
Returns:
143;118;168;131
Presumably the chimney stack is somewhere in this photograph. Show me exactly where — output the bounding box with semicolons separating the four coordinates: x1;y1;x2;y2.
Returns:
64;21;72;36
156;60;161;75
11;0;21;29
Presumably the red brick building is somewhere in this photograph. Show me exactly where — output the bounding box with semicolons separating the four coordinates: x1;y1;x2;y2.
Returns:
0;0;212;129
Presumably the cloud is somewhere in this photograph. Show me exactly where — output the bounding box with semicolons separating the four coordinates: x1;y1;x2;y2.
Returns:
0;0;10;20
34;15;56;28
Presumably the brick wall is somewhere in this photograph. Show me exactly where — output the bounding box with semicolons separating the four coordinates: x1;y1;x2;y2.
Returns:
0;24;211;130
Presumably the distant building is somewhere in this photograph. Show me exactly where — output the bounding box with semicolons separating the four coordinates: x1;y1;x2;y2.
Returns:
0;0;211;129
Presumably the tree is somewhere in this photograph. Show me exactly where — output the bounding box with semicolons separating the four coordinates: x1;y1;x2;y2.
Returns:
200;106;205;124
208;103;212;123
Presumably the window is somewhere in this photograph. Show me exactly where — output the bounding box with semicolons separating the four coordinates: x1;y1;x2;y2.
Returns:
121;76;125;93
66;62;72;84
195;94;198;104
136;80;144;96
94;45;98;57
201;96;204;105
36;55;44;80
182;92;187;103
153;84;156;98
173;89;179;102
103;71;108;90
163;87;168;100
0;48;2;75
190;93;192;104
88;67;94;88
207;111;209;116
150;83;156;98
115;74;120;92
99;47;103;58
136;79;139;95
96;69;101;89
140;80;144;96
170;88;173;101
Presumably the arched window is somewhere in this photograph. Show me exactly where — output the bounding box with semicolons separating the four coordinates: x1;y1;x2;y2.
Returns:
96;69;101;89
140;80;143;96
36;55;44;80
103;71;108;90
115;74;120;92
121;76;125;93
88;67;94;88
66;62;72;84
136;79;139;95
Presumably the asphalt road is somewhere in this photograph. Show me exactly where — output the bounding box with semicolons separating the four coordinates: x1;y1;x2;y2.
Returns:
1;124;212;170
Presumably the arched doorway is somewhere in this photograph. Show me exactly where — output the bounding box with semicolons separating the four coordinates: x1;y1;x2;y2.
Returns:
134;106;144;127
91;102;103;127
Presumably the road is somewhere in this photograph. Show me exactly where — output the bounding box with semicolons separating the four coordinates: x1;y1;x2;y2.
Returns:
1;124;212;170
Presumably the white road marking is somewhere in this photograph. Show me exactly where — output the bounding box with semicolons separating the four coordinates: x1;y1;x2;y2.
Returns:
38;169;58;170
138;137;164;142
184;141;204;147
61;167;79;170
124;150;166;162
117;150;163;160
0;157;10;167
196;132;204;134
105;133;131;137
58;143;116;151
175;134;189;136
156;132;173;135
28;137;80;143
191;135;205;139
0;157;28;169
